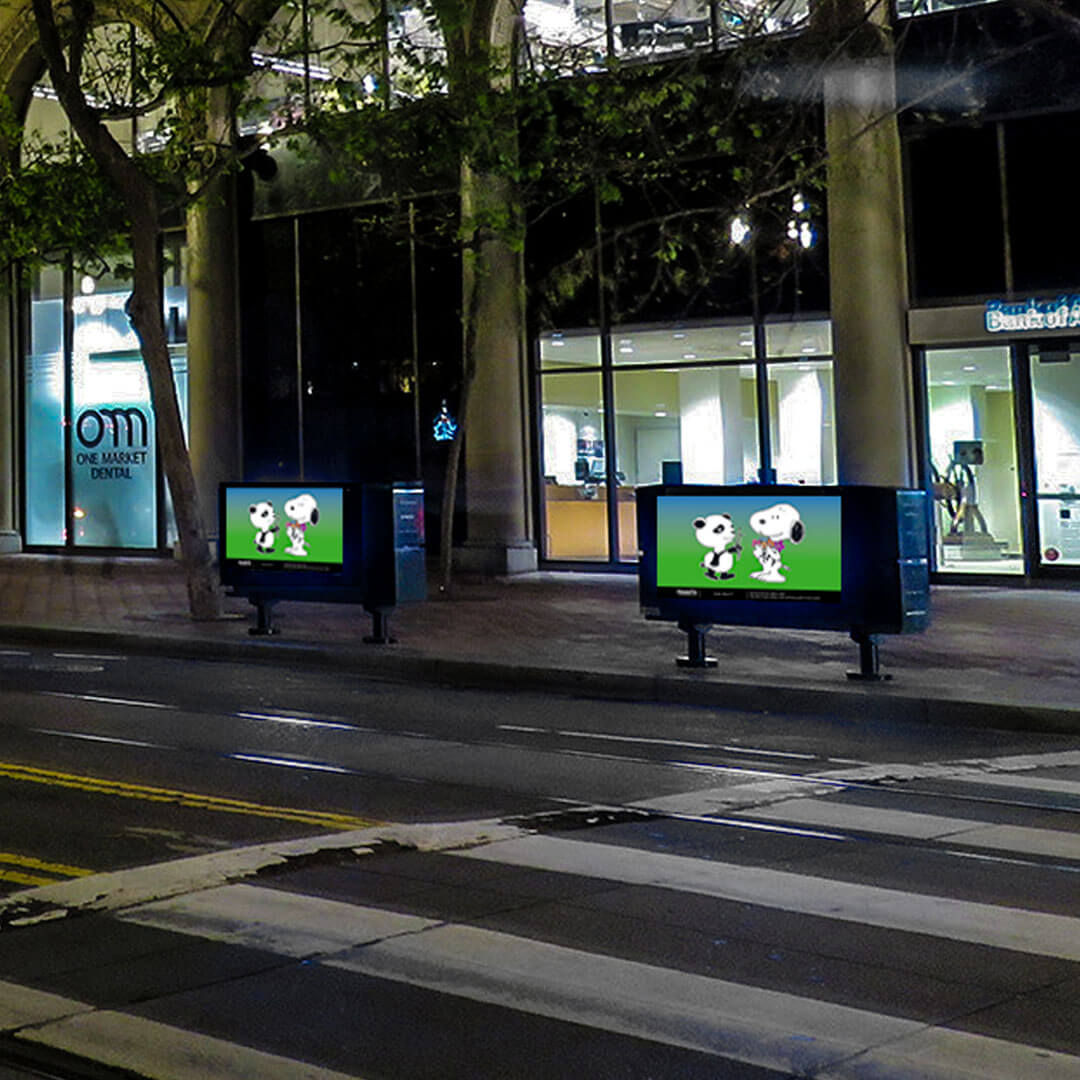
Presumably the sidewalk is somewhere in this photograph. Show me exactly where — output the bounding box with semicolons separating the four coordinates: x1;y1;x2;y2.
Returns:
1;553;1079;733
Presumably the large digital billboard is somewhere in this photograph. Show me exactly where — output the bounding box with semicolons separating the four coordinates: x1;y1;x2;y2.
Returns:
655;493;842;601
221;485;345;573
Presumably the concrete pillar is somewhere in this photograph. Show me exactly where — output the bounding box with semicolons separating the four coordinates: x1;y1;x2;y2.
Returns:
455;169;537;575
0;271;21;552
825;54;917;487
185;133;242;543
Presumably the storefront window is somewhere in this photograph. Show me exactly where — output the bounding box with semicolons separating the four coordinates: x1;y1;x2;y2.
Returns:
540;370;609;560
612;364;758;558
540;331;602;370
612;324;754;366
925;346;1023;574
767;359;836;485
24;267;65;545
70;267;158;547
22;251;187;551
538;317;834;563
1031;344;1080;566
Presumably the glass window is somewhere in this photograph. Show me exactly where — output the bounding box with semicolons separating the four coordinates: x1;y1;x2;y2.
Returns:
611;323;754;366
540;371;609;559
611;0;711;61
25;24;169;156
765;319;832;358
613;364;758;559
539;330;602;370
767;359;836;485
895;0;994;16
1031;343;1080;566
523;0;608;75
71;264;158;548
925;346;1022;574
24;268;65;546
22;252;188;550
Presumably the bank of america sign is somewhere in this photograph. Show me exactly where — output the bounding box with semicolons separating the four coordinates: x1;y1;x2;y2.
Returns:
985;295;1080;333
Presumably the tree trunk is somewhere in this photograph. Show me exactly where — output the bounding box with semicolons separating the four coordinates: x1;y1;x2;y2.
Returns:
438;226;481;595
30;0;224;620
127;207;224;619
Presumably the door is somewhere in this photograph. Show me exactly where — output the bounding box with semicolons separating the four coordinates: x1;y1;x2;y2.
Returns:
924;346;1024;574
1028;342;1080;567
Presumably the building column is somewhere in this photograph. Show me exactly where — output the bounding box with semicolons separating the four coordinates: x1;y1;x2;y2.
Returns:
0;271;21;552
825;52;917;488
185;104;242;545
455;169;537;575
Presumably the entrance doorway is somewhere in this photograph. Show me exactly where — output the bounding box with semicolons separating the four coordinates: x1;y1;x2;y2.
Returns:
923;341;1080;576
1028;342;1080;567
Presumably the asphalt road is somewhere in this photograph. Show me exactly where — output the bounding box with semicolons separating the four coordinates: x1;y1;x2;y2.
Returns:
0;637;1076;893
1;640;1079;1077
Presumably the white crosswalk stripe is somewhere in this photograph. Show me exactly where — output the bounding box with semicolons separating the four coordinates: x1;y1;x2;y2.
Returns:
730;797;1080;859
7;768;1080;1079
454;834;1080;959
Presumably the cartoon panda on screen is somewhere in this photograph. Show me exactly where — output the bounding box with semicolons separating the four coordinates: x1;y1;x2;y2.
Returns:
692;513;742;581
249;500;278;553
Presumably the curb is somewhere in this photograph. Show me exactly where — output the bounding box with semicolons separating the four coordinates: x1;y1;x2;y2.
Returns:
3;620;1079;736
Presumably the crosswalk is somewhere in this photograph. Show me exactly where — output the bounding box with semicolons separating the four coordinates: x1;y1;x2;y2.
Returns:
2;756;1080;1079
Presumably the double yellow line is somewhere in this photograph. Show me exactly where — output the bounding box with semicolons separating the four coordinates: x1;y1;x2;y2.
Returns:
0;760;377;834
0;851;94;888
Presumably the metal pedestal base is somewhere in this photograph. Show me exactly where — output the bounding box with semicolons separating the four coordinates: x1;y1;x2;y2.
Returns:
847;631;891;681
249;597;279;636
676;621;717;668
364;609;397;644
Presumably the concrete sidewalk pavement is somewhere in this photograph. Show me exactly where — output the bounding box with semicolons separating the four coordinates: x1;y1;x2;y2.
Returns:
0;553;1079;732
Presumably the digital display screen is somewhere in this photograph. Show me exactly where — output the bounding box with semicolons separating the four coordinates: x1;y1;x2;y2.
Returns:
222;485;345;572
656;494;842;600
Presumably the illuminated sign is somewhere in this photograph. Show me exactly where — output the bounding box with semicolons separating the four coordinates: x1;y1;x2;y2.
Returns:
985;295;1080;333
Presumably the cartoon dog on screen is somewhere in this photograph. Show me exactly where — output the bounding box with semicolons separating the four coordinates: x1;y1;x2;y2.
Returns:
749;503;803;583
284;493;319;557
693;513;742;581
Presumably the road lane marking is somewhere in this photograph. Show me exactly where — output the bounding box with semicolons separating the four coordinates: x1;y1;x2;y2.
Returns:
235;712;357;732
50;653;124;662
0;870;55;887
9;990;364;1080
230;754;351;774
34;729;168;750
0;760;375;830
456;834;1080;960
45;692;172;710
733;798;1080;860
120;886;1080;1080
0;853;93;878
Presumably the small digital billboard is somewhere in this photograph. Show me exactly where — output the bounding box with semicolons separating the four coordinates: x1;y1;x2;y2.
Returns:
656;493;842;601
221;484;346;573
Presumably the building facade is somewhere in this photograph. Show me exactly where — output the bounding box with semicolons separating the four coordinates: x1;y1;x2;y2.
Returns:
2;0;1079;582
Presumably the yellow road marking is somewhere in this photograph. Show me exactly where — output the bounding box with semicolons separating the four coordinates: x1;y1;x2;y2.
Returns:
0;869;55;887
0;761;376;830
0;852;93;877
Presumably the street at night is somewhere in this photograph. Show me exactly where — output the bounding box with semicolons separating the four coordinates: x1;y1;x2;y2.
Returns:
0;642;1077;1078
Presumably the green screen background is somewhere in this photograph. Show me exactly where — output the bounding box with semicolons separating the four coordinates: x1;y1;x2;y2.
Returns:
656;494;842;591
224;487;345;565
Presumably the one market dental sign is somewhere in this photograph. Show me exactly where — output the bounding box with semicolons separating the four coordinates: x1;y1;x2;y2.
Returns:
985;295;1080;333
